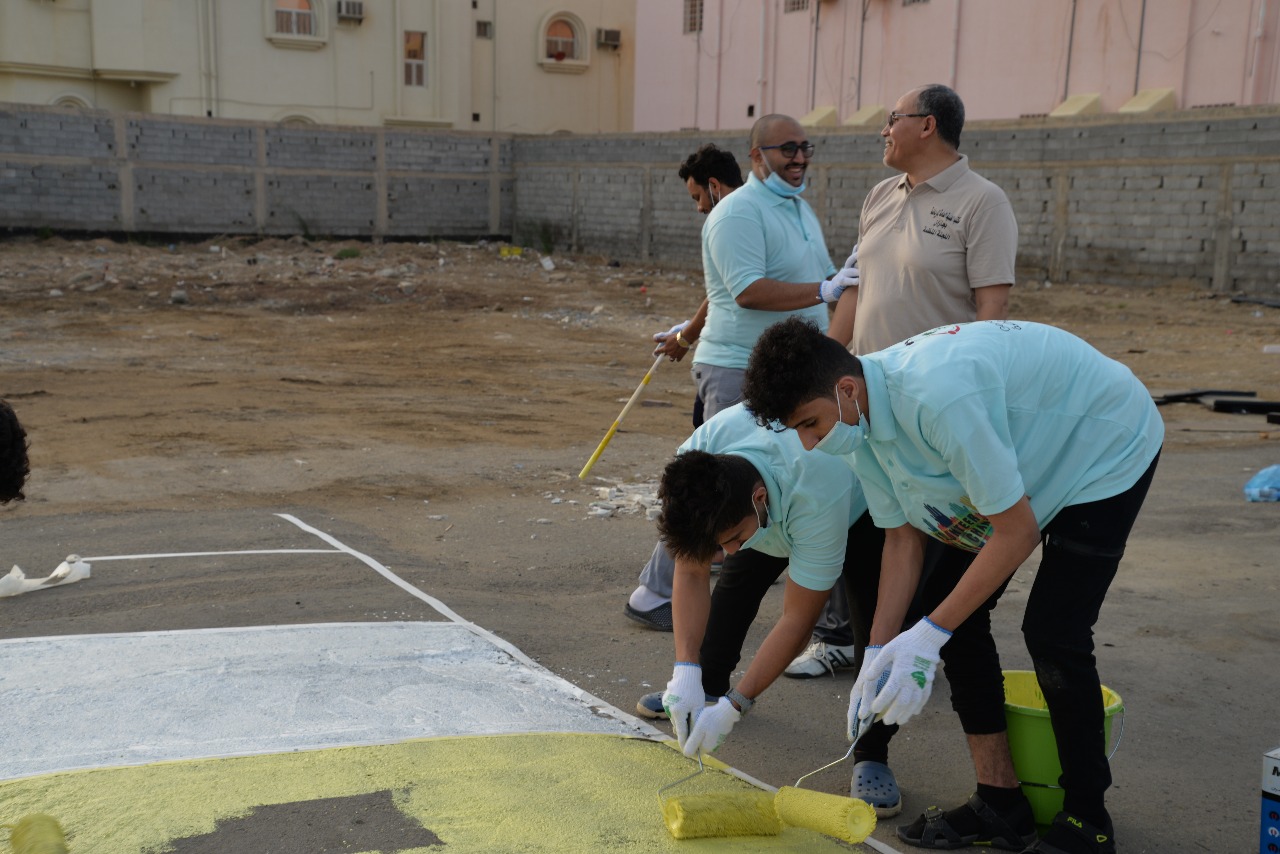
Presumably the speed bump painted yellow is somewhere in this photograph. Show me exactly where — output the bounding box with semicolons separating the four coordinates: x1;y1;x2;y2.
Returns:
0;734;859;853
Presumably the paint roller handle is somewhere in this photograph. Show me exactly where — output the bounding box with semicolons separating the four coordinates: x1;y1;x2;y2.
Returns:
578;354;665;480
847;644;886;742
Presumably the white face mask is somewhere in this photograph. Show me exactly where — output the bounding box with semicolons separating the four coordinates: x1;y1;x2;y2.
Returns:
740;490;770;550
814;384;867;456
760;156;806;198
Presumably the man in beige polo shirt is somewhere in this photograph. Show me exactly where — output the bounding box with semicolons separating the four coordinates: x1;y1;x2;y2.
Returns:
789;83;1017;822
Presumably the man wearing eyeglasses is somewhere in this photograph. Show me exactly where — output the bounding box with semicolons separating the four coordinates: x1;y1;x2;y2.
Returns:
828;83;1015;357
624;114;856;639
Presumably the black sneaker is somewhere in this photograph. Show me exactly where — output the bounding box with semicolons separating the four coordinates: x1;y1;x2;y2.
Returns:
624;601;672;631
1020;812;1116;854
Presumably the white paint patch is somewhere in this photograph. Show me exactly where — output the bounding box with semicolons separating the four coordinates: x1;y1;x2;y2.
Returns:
0;621;657;782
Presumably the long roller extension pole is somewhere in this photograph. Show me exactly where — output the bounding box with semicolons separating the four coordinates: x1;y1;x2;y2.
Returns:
578;354;665;480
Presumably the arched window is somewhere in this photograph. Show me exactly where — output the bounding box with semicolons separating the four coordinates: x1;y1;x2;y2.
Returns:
545;18;577;61
537;12;588;73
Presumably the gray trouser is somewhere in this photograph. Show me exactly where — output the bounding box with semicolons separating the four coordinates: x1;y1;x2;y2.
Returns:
638;363;746;597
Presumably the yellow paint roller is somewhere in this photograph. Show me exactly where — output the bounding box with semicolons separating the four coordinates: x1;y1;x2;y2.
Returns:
5;814;69;854
657;755;782;840
578;354;664;480
774;744;877;844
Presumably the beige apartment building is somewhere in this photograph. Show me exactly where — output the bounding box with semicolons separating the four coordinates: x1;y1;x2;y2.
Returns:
0;0;635;133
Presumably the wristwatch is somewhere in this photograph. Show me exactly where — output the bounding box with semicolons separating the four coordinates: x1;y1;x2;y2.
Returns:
725;687;755;717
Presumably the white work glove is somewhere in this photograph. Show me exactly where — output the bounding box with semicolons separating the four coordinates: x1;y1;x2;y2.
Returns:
653;320;689;343
663;663;705;749
818;244;860;303
683;696;741;758
860;618;953;727
847;644;887;743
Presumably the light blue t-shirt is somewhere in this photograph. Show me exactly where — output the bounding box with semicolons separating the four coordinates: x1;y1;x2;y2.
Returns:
679;403;867;590
694;174;834;370
853;320;1164;551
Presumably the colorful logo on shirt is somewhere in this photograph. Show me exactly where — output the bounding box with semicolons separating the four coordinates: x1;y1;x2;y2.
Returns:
920;496;992;553
904;324;961;345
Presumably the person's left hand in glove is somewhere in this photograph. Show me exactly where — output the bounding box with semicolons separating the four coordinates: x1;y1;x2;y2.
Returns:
682;696;741;758
818;244;860;303
862;617;953;727
652;320;693;360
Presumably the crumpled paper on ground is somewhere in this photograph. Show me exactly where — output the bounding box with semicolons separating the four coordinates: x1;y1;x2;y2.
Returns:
0;555;91;598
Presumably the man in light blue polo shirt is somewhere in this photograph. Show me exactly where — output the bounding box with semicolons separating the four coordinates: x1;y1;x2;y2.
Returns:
742;318;1163;854
625;113;855;632
646;403;896;762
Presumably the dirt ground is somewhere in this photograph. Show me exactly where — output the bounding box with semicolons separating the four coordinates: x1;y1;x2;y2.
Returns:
2;233;1278;853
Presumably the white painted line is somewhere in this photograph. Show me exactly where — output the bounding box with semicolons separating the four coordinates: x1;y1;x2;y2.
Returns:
80;549;342;561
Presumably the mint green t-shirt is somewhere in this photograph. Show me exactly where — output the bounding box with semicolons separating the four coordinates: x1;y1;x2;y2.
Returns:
694;175;833;371
679;403;866;590
853;320;1164;551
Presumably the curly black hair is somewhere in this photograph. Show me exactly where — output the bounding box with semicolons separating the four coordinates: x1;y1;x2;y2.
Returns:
656;450;760;563
742;317;863;430
677;143;744;191
0;400;30;503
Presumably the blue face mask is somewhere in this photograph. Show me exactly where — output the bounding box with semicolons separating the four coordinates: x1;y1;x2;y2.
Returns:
760;158;806;198
814;384;867;456
740;491;771;550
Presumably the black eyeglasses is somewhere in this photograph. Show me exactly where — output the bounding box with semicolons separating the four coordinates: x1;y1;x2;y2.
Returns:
758;140;815;159
887;112;930;127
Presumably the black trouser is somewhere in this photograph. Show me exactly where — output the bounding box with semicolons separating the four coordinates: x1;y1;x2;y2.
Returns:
695;511;931;764
925;453;1160;824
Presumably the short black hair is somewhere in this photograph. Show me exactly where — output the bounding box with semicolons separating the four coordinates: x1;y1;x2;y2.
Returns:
915;84;965;149
656;450;759;563
742;317;863;430
0;400;30;503
678;144;744;190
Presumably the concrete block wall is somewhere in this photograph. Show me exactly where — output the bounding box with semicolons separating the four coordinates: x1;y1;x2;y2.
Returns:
512;109;1280;294
0;103;511;240
3;102;1279;292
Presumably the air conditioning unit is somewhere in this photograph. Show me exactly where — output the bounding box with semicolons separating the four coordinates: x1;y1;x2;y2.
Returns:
596;28;622;48
336;0;364;22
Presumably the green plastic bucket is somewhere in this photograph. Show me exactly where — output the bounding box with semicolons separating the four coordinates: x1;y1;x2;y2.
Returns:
1003;670;1124;830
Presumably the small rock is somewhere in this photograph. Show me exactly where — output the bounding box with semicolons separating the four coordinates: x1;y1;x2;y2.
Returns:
170;289;189;304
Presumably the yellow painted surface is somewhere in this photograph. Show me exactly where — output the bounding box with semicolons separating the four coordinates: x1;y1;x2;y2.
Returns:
0;734;861;853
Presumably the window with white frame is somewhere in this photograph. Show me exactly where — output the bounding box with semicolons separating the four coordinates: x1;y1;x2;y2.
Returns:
404;31;427;86
784;0;809;12
275;0;315;35
545;18;577;60
683;0;703;34
266;0;325;48
537;12;588;73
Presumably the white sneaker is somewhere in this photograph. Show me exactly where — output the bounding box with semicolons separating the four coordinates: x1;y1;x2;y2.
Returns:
783;641;858;679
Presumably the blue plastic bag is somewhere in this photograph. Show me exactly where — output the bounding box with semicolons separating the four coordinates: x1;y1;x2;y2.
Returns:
1243;464;1280;502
